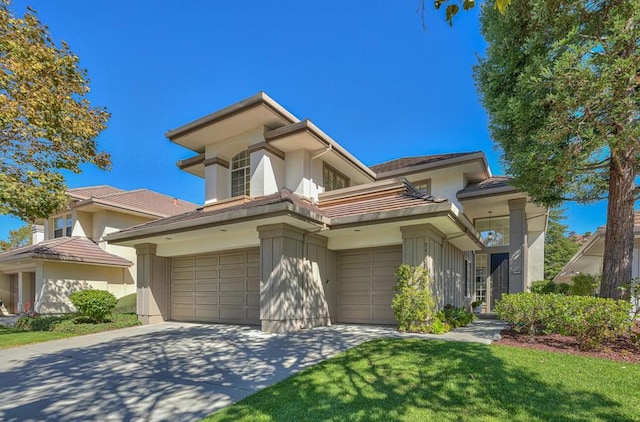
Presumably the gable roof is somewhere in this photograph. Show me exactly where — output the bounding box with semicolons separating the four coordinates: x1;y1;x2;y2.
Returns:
0;237;132;267
370;152;483;174
67;186;199;218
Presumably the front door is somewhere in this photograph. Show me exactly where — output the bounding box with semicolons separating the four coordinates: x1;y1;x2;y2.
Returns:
490;253;509;309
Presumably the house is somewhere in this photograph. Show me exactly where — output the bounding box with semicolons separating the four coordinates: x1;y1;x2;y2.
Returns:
0;186;198;314
105;92;548;332
555;211;640;284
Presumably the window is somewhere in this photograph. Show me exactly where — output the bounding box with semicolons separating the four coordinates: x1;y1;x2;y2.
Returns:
54;214;72;238
231;150;251;197
475;253;487;304
412;179;431;194
475;215;510;247
323;163;349;192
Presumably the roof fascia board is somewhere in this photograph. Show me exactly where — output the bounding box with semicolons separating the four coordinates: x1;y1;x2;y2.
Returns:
71;198;168;219
375;153;491;180
457;185;519;199
265;120;376;181
165;92;299;141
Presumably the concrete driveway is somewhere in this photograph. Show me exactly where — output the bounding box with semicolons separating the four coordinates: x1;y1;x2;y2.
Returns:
0;322;402;422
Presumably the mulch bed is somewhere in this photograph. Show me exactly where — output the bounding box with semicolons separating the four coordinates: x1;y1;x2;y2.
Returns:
495;327;640;363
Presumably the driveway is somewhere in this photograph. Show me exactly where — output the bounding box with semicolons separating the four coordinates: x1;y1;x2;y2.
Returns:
0;322;402;422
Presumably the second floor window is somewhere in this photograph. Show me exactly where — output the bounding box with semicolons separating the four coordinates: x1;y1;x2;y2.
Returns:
323;163;349;192
54;214;72;238
231;150;251;197
475;215;510;247
412;179;431;194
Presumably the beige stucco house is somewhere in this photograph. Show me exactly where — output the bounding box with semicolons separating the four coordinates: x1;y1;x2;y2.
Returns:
105;92;548;332
0;186;197;314
555;211;640;284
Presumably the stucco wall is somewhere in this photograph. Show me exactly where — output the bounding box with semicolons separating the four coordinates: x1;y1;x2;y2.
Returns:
36;262;129;314
527;230;545;284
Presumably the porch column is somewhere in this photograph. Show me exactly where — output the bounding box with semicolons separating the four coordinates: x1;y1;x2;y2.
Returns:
258;223;330;333
508;199;528;293
135;243;170;324
17;271;23;313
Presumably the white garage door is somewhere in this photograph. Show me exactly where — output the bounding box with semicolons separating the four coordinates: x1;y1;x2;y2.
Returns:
170;248;260;325
336;246;402;325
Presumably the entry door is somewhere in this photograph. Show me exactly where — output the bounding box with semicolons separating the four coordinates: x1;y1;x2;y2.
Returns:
490;253;509;309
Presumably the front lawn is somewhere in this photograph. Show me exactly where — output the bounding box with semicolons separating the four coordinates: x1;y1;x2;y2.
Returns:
0;313;140;350
0;325;73;349
205;338;640;422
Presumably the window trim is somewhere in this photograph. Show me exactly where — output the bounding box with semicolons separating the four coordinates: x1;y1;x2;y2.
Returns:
53;213;72;238
411;179;431;194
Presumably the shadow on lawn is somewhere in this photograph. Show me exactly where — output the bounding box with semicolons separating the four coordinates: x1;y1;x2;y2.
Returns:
211;338;633;422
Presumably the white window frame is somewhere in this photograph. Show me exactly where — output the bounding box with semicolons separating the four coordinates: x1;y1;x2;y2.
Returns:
230;150;251;197
53;214;72;238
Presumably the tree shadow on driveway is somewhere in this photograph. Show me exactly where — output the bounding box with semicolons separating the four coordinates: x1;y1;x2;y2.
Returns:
0;323;399;421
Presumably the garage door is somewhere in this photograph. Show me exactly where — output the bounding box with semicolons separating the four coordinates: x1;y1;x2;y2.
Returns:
336;246;402;325
170;248;260;325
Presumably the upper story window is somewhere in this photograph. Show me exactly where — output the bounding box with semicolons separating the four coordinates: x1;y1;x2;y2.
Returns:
412;179;431;194
231;150;251;197
54;214;72;238
475;215;510;247
323;163;349;192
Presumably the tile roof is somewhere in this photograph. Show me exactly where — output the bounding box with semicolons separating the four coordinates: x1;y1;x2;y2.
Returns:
457;176;514;196
69;186;199;218
318;182;447;218
370;152;481;174
0;237;132;267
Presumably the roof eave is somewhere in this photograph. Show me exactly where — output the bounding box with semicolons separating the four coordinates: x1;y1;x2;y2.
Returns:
457;185;518;200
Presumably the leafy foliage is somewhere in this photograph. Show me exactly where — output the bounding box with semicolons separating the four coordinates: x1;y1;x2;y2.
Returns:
437;304;475;328
0;1;110;220
69;289;117;323
474;0;640;298
114;292;137;315
392;264;436;333
569;273;600;296
0;224;30;250
14;313;139;335
530;279;569;295
544;209;580;280
496;293;632;350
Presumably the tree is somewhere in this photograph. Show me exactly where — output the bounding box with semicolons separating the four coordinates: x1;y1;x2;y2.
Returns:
0;224;31;250
544;209;580;281
418;0;513;26
474;0;639;299
0;1;110;221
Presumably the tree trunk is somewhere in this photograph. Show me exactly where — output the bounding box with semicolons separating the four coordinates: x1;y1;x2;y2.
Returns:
600;148;637;299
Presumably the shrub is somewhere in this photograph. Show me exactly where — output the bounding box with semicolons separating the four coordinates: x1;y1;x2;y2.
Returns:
52;313;140;334
554;283;570;295
440;304;475;328
530;280;555;294
15;315;72;331
392;264;436;333
114;293;137;315
496;292;632;350
69;289;117;323
569;273;599;296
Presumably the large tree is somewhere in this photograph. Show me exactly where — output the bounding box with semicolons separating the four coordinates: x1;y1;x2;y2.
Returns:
544;209;580;281
0;223;30;250
474;0;639;299
0;1;110;221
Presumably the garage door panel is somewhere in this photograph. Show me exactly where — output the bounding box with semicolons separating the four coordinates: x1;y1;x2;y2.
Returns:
171;248;259;325
195;256;218;266
337;246;401;325
220;267;245;278
339;254;371;265
196;269;218;279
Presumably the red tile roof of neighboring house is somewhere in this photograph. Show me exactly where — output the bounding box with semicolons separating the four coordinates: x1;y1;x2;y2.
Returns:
0;237;132;267
370;152;481;174
68;185;199;218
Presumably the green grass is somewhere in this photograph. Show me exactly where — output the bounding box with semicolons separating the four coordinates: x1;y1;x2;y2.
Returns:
0;325;73;349
0;313;140;349
204;339;640;422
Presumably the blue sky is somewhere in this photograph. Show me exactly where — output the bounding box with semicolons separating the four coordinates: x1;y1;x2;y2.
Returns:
1;0;607;239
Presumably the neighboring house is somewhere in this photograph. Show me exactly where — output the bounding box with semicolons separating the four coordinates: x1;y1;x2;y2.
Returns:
555;211;640;284
0;186;197;314
105;92;548;332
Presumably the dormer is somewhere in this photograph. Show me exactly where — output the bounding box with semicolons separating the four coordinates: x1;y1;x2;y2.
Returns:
170;93;375;204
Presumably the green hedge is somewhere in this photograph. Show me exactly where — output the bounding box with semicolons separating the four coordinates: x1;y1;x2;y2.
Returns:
15;313;140;334
495;293;632;350
114;293;137;315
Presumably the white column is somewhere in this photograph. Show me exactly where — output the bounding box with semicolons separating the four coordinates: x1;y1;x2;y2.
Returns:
17;271;23;313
